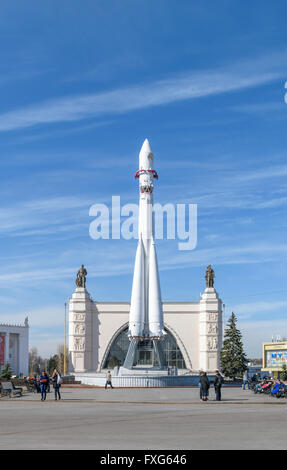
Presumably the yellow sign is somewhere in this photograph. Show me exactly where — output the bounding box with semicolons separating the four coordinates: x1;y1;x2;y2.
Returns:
262;342;287;371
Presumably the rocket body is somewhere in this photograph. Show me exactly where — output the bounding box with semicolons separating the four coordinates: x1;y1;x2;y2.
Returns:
128;139;165;340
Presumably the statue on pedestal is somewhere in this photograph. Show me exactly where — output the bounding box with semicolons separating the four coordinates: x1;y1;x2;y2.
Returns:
205;265;215;288
76;264;87;288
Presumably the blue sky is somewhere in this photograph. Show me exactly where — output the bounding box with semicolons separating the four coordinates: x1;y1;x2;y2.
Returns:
0;1;287;358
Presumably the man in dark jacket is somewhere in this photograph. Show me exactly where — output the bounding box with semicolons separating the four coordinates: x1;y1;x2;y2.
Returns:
214;370;223;401
39;371;49;401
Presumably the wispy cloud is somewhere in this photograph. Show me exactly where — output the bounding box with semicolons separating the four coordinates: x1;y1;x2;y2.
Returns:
232;300;287;315
0;196;92;234
231;101;285;114
234;164;287;182
18;119;114;142
238;320;287;357
0;306;65;328
158;242;287;272
0;59;281;132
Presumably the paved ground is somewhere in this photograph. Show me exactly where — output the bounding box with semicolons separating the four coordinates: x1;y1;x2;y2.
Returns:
0;386;287;450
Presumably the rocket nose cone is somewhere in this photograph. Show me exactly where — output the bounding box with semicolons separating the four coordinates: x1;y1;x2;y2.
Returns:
141;138;152;155
139;139;154;168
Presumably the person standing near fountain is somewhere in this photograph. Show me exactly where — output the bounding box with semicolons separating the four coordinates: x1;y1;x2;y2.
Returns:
214;370;223;401
105;370;114;389
199;372;210;401
52;369;62;400
39;371;49;401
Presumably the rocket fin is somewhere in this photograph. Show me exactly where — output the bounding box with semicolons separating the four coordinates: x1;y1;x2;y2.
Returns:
128;237;145;338
148;238;165;338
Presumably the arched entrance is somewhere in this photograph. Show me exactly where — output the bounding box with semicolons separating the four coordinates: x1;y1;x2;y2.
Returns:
103;327;186;369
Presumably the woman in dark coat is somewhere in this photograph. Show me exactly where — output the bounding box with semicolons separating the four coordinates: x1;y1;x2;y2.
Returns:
199;372;210;401
52;369;62;400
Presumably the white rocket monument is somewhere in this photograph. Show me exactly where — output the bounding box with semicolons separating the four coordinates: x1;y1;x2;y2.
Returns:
123;139;166;369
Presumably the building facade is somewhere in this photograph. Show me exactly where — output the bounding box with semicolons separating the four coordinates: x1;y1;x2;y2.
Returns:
0;318;29;376
68;274;223;374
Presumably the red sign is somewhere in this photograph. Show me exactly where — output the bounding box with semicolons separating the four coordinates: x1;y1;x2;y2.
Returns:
0;335;5;366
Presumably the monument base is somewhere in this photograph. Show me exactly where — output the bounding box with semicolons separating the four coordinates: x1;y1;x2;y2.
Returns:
71;371;204;387
123;338;167;369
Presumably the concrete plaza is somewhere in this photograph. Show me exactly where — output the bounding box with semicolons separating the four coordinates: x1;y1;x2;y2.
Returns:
0;385;287;450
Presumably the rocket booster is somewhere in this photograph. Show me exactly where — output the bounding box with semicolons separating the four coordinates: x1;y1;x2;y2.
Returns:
128;139;165;340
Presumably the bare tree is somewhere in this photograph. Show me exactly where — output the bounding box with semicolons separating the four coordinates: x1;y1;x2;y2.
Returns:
29;347;47;376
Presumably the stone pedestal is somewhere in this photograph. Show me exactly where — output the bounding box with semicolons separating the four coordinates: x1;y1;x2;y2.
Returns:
68;287;93;373
199;287;222;372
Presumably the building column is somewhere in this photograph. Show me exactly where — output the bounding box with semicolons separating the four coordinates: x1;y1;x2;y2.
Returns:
18;329;29;376
199;287;222;372
4;332;10;367
68;287;93;373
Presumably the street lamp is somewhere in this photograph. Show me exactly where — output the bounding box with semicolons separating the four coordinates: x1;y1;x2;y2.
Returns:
64;302;67;376
222;303;226;340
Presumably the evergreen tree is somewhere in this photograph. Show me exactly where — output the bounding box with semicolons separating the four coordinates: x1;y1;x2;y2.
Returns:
47;355;59;375
220;312;247;380
281;364;287;381
0;362;12;380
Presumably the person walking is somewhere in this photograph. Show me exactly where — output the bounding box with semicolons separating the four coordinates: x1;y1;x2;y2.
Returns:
198;371;203;400
199;371;210;401
52;369;62;400
214;370;223;401
105;370;114;389
242;369;250;390
39;371;49;401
